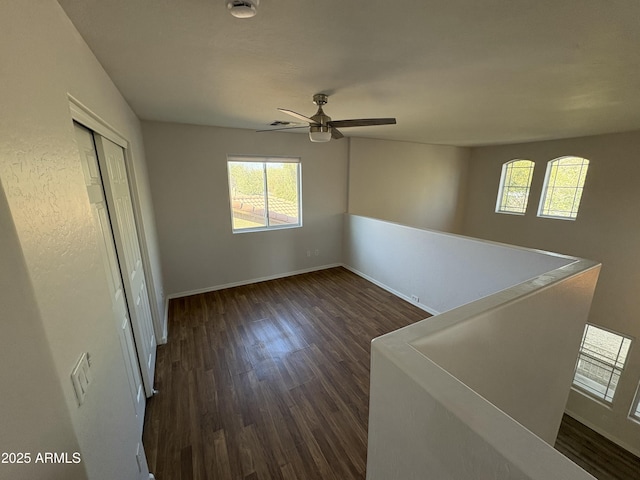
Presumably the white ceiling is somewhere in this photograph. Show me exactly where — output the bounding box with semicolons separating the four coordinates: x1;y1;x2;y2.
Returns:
58;0;640;147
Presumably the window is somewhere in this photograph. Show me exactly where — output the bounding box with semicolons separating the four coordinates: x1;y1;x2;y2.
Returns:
631;384;640;421
538;156;589;219
495;159;535;214
572;324;632;403
227;155;301;232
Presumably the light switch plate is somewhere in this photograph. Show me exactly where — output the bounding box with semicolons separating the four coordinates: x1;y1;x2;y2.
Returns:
71;352;92;406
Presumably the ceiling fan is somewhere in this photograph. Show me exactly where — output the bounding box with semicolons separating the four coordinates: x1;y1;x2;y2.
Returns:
259;93;396;142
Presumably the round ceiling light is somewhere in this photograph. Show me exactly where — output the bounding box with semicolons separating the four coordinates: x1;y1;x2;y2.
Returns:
227;0;259;18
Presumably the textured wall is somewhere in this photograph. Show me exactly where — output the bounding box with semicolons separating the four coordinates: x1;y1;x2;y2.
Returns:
0;182;85;480
462;131;640;455
344;214;575;314
0;2;163;478
367;238;600;479
348;137;469;233
142;121;348;296
368;343;597;480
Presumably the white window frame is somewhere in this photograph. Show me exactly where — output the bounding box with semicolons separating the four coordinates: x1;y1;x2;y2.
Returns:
572;324;632;405
537;156;589;220
631;383;640;422
227;155;302;233
495;159;535;215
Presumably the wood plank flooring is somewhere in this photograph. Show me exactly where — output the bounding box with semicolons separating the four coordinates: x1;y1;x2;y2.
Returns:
555;414;640;480
143;266;640;479
143;267;429;479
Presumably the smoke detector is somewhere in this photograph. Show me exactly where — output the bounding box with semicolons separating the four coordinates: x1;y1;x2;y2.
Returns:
227;0;259;18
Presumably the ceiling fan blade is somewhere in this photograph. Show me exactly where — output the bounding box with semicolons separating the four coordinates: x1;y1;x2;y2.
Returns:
256;126;309;132
331;128;344;140
329;118;397;128
277;108;316;124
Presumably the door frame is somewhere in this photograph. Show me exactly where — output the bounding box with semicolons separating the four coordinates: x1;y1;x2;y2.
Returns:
73;121;147;433
68;95;164;342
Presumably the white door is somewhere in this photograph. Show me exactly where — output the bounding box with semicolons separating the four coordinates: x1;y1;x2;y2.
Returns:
94;135;157;397
74;123;146;433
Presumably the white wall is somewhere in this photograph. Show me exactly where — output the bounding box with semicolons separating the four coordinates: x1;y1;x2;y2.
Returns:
411;264;600;443
1;2;163;478
344;214;600;443
363;217;600;479
348;137;469;233
141;121;348;297
368;344;596;480
0;184;85;480
462;130;640;455
344;214;575;314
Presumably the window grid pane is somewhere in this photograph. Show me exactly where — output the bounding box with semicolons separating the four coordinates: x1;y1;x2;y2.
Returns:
633;389;640;420
539;156;589;219
496;160;535;214
228;161;267;230
228;157;301;232
572;324;632;404
266;163;300;227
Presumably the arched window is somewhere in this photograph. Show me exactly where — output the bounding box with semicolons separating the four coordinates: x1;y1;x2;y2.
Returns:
538;156;589;220
495;159;535;214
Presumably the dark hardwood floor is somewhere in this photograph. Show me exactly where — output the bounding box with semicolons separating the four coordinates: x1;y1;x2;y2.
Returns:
143;267;428;479
143;266;640;480
555;414;640;480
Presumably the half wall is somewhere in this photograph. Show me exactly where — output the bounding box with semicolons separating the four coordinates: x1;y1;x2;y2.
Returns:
343;215;601;479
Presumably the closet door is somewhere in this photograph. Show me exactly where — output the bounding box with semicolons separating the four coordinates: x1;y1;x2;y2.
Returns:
94;135;157;397
74;122;147;431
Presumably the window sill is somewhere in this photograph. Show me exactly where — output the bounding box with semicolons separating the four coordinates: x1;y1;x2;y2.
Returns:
570;385;615;409
232;223;302;234
495;210;526;216
537;214;577;221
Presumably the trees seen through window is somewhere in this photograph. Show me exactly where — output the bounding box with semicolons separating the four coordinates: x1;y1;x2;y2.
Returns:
538;156;589;220
494;155;590;220
496;159;535;214
227;156;301;232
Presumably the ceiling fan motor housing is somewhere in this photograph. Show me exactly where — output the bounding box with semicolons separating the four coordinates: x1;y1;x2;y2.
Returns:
311;108;331;126
310;95;332;142
311;94;331;126
313;93;329;106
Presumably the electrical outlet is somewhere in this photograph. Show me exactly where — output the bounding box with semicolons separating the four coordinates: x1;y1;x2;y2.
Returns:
315;249;319;256
410;295;419;303
306;250;311;257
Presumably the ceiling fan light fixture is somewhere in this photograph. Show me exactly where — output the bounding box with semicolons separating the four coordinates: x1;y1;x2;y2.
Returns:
266;94;396;142
309;125;331;143
226;0;259;18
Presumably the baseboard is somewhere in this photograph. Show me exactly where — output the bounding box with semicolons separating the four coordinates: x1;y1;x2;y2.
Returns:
166;263;343;301
342;264;440;316
161;296;169;344
564;409;640;458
